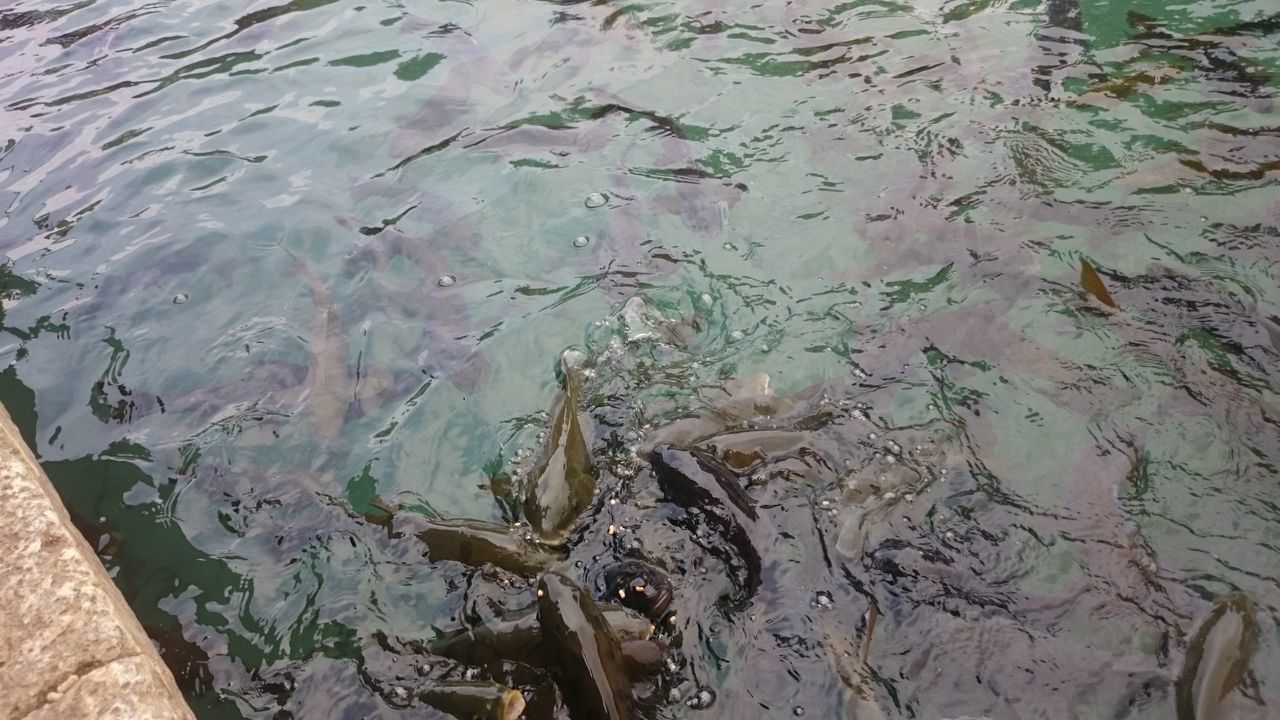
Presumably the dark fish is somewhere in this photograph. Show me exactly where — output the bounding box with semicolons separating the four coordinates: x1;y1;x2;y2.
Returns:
524;356;598;543
536;573;633;720
1176;592;1258;720
419;681;526;720
431;603;654;668
587;103;688;140
1210;11;1280;36
648;444;762;594
410;517;560;575
599;560;674;621
1125;11;1273;105
519;681;561;720
619;639;667;678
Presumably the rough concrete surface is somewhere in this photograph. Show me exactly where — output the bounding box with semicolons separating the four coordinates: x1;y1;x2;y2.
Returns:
0;405;195;720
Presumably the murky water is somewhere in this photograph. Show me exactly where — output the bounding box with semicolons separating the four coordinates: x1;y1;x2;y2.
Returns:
2;0;1279;717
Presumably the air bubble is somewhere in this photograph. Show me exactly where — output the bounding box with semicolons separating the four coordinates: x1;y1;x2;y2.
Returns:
731;330;745;340
172;293;189;304
585;192;608;208
573;235;591;248
813;591;833;609
437;274;456;288
794;707;806;716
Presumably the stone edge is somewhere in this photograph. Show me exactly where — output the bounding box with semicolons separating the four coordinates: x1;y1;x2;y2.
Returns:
0;404;196;720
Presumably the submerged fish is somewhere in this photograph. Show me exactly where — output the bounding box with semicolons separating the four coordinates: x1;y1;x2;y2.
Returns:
285;248;352;441
1176;592;1258;720
537;573;633;720
419;680;525;720
524;355;598;543
431;602;654;669
640;376;832;452
816;605;889;720
396;514;560;575
648;444;763;595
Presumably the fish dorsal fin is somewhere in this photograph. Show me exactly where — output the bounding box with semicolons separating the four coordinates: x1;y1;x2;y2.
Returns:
1080;257;1119;309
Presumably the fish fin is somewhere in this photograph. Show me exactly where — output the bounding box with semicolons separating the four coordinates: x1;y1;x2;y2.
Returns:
1080;257;1120;309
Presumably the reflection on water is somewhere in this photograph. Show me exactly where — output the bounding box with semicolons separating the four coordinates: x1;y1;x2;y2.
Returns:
1;0;1278;716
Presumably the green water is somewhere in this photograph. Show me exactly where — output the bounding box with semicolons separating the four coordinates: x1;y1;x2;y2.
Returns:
1;0;1279;716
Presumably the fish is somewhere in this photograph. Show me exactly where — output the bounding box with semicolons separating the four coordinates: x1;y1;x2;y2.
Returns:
1176;592;1258;720
640;376;832;452
599;560;674;621
1210;11;1280;36
648;444;763;595
523;355;598;543
702;428;825;471
391;513;560;576
536;573;633;720
418;681;526;720
284;248;351;441
619;639;667;678
431;603;654;669
1124;12;1273;108
816;605;889;720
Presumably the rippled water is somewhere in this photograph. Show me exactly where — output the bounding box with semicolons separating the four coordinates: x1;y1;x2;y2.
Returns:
2;0;1279;717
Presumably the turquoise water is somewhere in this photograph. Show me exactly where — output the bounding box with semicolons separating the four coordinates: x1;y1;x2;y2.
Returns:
1;0;1279;716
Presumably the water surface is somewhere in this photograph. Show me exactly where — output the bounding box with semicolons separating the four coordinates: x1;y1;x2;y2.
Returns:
1;0;1279;717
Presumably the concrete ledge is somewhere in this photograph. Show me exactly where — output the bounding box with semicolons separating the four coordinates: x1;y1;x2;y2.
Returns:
0;405;194;720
